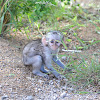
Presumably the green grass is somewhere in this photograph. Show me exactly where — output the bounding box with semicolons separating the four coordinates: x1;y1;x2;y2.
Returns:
60;53;100;88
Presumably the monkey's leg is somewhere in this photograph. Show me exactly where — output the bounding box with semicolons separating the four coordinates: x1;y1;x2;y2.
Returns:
40;64;49;73
32;55;49;79
22;55;35;65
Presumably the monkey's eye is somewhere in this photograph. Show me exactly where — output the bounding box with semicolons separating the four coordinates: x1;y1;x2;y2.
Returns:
50;40;54;43
56;41;59;44
55;41;60;46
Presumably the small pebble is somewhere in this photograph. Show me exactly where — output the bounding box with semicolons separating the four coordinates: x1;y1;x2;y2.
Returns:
61;56;66;60
49;80;54;85
60;91;67;98
98;81;100;86
1;95;9;100
26;95;34;100
53;88;57;93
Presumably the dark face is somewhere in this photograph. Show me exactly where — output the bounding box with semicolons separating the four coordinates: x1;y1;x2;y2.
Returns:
49;39;61;50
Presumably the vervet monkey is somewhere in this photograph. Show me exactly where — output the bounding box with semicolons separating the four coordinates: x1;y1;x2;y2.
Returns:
22;31;65;80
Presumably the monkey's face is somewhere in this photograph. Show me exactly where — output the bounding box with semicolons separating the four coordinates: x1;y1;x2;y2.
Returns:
49;39;61;51
45;31;64;51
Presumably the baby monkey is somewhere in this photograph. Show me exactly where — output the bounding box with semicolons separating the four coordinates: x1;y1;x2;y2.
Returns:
22;31;65;80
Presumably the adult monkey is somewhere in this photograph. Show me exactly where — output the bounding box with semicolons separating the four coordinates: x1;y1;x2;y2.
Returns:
22;31;65;80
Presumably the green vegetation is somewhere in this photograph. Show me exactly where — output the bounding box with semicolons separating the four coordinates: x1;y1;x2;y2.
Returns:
0;0;100;88
62;53;100;87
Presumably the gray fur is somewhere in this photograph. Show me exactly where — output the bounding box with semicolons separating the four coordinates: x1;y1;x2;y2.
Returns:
22;31;65;80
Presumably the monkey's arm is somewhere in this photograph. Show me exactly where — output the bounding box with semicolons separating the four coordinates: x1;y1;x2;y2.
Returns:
52;56;65;69
45;61;63;80
47;64;63;79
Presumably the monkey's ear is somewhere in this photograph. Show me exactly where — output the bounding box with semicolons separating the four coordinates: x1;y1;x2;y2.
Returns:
42;35;48;46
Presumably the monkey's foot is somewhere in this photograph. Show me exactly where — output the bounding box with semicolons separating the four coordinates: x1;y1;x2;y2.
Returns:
32;70;49;79
41;69;49;73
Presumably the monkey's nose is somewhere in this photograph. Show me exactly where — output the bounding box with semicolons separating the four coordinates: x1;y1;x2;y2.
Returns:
52;45;58;50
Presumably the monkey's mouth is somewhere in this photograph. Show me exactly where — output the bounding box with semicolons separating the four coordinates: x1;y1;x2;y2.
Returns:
51;46;58;50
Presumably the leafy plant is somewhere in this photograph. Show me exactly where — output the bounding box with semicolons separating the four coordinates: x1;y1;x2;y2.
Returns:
0;0;58;35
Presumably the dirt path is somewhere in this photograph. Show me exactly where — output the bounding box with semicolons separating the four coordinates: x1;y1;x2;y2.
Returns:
0;36;100;100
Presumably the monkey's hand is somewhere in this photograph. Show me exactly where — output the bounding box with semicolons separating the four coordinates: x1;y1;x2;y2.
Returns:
57;74;65;80
64;67;72;73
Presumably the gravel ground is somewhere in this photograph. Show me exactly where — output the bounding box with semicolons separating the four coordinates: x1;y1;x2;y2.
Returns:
0;37;100;100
